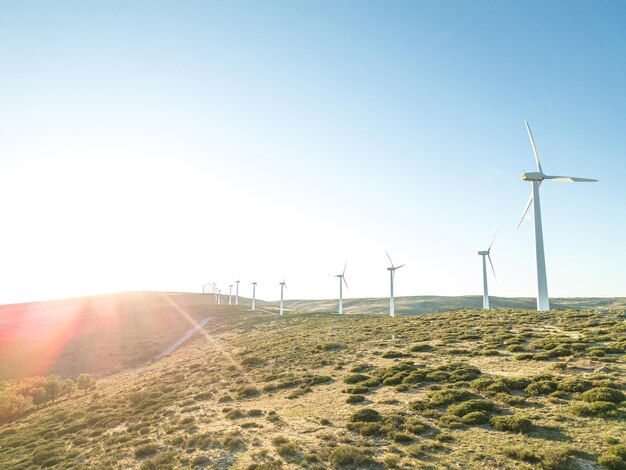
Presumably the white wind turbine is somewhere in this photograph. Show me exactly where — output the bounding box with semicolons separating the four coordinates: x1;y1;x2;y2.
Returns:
335;262;348;315
235;280;240;306
217;289;221;305
279;280;287;316
477;230;497;310
228;285;233;305
386;253;405;317
518;120;598;311
251;282;257;311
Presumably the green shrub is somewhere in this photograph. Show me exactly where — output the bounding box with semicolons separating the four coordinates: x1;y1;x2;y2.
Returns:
343;374;370;384
276;441;300;457
345;385;369;394
429;388;476;406
350;408;382;423
329;445;374;467
461;411;489;425
557;378;593;393
409;344;433;352
346;395;365;404
382;375;406;386
134;443;159;458
402;371;428;384
525;381;557;396
515;353;534;361
448;399;495;417
426;371;450;382
237;386;260;398
503;445;539;463
539;446;578;470
382;350;408;358
490;415;533;433
582;387;625;404
471;378;495;390
391;431;414;443
571;401;616;417
346;421;383;436
597;454;626;470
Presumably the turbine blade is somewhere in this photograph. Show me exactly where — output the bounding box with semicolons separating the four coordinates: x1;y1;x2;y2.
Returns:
343;276;349;289
488;229;498;252
396;264;406;270
488;253;497;280
544;175;598;183
343;261;347;276
525;120;543;173
516;192;533;229
386;252;395;269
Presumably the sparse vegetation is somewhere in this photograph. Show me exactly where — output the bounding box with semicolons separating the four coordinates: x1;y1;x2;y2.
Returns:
0;304;624;468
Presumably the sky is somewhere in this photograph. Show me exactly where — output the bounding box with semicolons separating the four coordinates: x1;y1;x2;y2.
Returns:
0;0;625;305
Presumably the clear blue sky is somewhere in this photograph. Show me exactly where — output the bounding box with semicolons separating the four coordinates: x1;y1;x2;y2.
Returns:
1;1;624;304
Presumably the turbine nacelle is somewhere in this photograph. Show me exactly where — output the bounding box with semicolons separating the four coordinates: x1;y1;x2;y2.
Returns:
477;250;489;256
521;171;544;181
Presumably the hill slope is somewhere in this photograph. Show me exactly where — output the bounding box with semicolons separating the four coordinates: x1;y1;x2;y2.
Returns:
1;306;624;469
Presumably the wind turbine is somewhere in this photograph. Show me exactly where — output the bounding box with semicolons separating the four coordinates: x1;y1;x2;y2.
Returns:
386;253;405;317
477;231;497;310
228;285;233;305
251;282;257;311
279;280;287;316
335;262;348;315
217;289;221;305
518;120;598;311
235;280;240;306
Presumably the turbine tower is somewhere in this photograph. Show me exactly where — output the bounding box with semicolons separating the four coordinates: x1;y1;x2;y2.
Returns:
279;280;287;316
251;282;257;311
228;285;233;305
386;253;405;317
477;231;497;309
235;280;240;306
335;262;348;314
217;289;221;305
518;120;598;311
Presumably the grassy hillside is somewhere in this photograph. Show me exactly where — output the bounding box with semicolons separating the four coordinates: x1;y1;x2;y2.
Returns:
1;305;624;469
0;291;217;380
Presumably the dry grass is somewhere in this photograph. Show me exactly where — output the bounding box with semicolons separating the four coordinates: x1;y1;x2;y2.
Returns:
0;306;624;469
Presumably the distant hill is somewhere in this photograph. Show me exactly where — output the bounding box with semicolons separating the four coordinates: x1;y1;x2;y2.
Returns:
0;291;218;380
275;295;626;315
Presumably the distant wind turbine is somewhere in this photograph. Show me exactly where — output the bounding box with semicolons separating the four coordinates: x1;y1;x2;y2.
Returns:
251;282;257;311
477;230;497;310
335;262;348;315
235;280;240;306
518;120;598;311
279;280;287;316
386;253;405;317
228;285;233;305
217;289;221;305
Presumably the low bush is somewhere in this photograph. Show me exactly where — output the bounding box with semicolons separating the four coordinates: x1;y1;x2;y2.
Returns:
329;445;375;467
503;445;539;463
490;415;533;433
350;408;383;423
429;388;476;406
448;399;495;417
581;387;625;404
597;445;626;469
382;350;408;359
343;374;370;384
409;344;434;352
461;411;489;425
346;395;365;404
557;378;593;393
345;385;369;394
571;401;616;417
525;381;557;396
134;443;159;458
